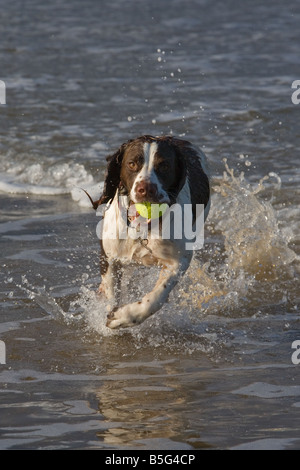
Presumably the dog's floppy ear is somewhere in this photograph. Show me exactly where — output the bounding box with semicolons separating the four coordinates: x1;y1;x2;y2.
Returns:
171;137;210;215
96;141;130;207
162;136;187;204
85;143;128;210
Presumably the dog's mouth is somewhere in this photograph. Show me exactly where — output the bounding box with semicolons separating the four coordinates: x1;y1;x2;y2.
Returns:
127;200;169;225
128;200;143;224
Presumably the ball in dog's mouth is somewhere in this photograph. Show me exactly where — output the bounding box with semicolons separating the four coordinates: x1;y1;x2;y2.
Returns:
134;202;169;220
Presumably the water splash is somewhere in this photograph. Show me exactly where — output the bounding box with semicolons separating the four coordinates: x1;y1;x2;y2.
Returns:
212;159;296;279
17;276;69;324
180;159;298;316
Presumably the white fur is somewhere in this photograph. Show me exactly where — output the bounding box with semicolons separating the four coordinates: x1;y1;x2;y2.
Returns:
129;142;169;204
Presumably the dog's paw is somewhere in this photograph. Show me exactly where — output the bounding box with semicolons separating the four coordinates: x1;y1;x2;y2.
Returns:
106;304;144;329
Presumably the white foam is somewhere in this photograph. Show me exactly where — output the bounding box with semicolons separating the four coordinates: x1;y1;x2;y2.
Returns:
0;162;96;197
0;175;69;195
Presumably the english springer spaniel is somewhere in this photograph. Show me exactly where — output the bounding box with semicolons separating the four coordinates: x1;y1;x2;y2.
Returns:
89;135;210;329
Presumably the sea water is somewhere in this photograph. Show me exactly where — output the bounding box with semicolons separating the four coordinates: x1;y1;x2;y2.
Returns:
0;0;299;450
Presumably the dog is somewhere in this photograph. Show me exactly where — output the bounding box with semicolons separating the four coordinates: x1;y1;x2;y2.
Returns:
89;135;210;329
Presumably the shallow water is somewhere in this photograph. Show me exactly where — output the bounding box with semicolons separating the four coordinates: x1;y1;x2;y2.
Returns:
0;0;300;450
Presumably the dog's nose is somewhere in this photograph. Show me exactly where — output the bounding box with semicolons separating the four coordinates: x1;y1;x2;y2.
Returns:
136;181;158;201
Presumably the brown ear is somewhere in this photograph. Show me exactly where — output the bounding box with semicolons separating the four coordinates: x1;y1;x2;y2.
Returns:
171;137;210;214
97;142;129;206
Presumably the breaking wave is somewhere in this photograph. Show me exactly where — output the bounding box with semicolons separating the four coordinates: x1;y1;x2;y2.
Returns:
0;159;97;198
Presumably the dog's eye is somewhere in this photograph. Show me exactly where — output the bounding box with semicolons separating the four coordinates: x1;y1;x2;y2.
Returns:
158;162;170;171
128;161;138;171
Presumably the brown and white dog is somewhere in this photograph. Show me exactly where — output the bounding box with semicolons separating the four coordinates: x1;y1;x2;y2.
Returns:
91;135;210;329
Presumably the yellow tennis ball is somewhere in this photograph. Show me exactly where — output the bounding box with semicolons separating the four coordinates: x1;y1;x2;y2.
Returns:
135;202;168;219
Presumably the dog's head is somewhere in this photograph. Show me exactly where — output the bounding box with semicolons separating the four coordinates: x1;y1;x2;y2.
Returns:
99;135;187;205
98;135;209;210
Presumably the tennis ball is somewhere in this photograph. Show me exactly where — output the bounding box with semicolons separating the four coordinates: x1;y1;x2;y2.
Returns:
135;202;168;219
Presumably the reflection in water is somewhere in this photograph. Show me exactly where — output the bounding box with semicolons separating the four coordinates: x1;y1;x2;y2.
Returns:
94;358;208;448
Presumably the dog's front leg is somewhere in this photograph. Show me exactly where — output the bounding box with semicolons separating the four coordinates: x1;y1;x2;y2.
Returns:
106;256;191;329
99;259;122;307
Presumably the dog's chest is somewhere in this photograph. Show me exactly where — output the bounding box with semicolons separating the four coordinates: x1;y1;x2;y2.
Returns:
101;194;184;265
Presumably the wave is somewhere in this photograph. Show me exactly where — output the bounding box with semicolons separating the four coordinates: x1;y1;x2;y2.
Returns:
0;161;99;201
